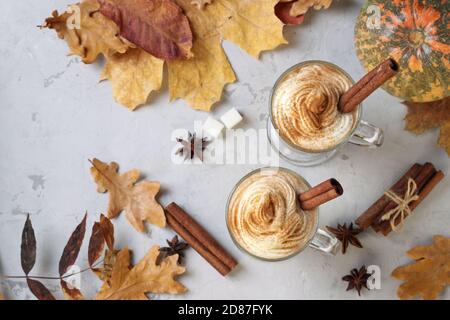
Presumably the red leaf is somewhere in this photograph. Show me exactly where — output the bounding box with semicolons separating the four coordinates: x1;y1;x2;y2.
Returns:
100;214;114;250
26;278;55;300
21;214;36;275
98;0;193;60
61;280;84;300
59;214;87;277
88;222;104;267
275;1;305;25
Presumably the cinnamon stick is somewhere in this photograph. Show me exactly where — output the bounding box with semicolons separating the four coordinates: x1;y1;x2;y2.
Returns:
372;162;436;232
339;58;399;113
165;202;237;275
378;170;444;236
355;163;422;230
299;178;343;210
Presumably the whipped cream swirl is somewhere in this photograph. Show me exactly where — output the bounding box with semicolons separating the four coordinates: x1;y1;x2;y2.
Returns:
272;62;358;152
227;169;317;260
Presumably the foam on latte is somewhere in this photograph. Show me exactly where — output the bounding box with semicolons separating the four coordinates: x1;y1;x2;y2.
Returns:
272;62;359;152
227;168;318;260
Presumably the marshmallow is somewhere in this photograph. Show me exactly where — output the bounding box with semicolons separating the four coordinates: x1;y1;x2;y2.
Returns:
220;108;243;129
203;116;224;138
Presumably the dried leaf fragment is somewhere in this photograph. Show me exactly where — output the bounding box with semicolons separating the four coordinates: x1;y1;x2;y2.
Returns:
392;235;450;300
89;214;115;267
98;0;193;60
101;48;164;110
90;159;165;232
279;0;333;16
61;280;84;300
21;214;36;275
42;0;129;63
404;98;450;156
95;246;186;300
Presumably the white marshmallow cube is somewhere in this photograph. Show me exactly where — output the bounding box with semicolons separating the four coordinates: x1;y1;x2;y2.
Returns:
203;116;224;138
220;108;243;129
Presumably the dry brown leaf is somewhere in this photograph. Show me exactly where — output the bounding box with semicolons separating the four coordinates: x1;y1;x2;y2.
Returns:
98;0;193;60
61;280;84;300
95;246;186;300
167;0;285;111
90;159;165;232
101;48;164;110
404;97;450;156
191;0;212;9
392;235;450;300
0;293;3;300
279;0;333;16
42;0;129;63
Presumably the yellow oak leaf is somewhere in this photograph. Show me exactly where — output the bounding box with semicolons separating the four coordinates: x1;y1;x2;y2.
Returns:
95;246;186;300
101;48;164;110
42;0;129;64
286;0;333;16
167;0;284;111
404;97;450;156
392;235;450;300
89;158;165;232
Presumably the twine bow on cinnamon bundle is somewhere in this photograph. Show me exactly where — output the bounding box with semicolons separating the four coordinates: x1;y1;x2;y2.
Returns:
355;162;445;236
381;178;419;232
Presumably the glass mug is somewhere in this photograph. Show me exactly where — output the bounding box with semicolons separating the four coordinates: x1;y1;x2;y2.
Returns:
225;167;341;261
267;60;384;166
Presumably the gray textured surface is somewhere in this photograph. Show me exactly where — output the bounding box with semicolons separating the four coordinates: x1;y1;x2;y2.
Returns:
0;0;449;300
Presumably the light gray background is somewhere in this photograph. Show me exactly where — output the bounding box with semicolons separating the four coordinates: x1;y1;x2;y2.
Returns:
0;0;448;300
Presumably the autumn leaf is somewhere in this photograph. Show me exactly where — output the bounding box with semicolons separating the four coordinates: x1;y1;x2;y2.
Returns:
21;214;36;276
279;0;333;16
88;214;114;270
95;246;186;300
101;48;164;110
392;235;450;300
275;1;305;25
90;159;165;232
27;279;56;301
59;214;87;300
98;0;193;60
404;97;450;156
42;0;129;63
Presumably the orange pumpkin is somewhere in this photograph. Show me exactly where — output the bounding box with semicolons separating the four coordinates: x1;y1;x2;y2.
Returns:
355;0;449;102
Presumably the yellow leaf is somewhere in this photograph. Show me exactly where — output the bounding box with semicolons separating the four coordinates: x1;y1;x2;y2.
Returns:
167;0;285;111
289;0;333;16
101;48;164;110
42;0;129;64
404;97;450;156
391;235;450;300
90;159;165;232
95;246;186;300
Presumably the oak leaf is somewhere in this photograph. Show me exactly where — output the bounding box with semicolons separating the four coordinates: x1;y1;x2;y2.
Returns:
392;235;450;300
42;0;129;64
90;159;165;232
404;97;450;156
95;246;186;300
98;0;193;60
101;48;164;110
279;0;333;17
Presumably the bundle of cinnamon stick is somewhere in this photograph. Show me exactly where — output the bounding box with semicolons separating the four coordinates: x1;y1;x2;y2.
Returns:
355;163;444;235
299;178;343;210
165;202;238;276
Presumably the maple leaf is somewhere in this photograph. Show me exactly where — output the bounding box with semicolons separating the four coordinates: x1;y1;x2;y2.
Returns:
42;0;129;64
392;235;450;300
101;48;164;110
167;0;286;111
404;97;450;156
89;158;165;232
95;246;186;300
98;0;193;60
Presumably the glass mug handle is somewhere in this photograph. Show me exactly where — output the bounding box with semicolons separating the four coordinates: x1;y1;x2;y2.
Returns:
348;120;384;147
308;228;340;255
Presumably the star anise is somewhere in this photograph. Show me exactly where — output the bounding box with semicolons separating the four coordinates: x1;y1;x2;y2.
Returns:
175;131;210;161
156;235;189;265
326;222;363;254
342;265;372;296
